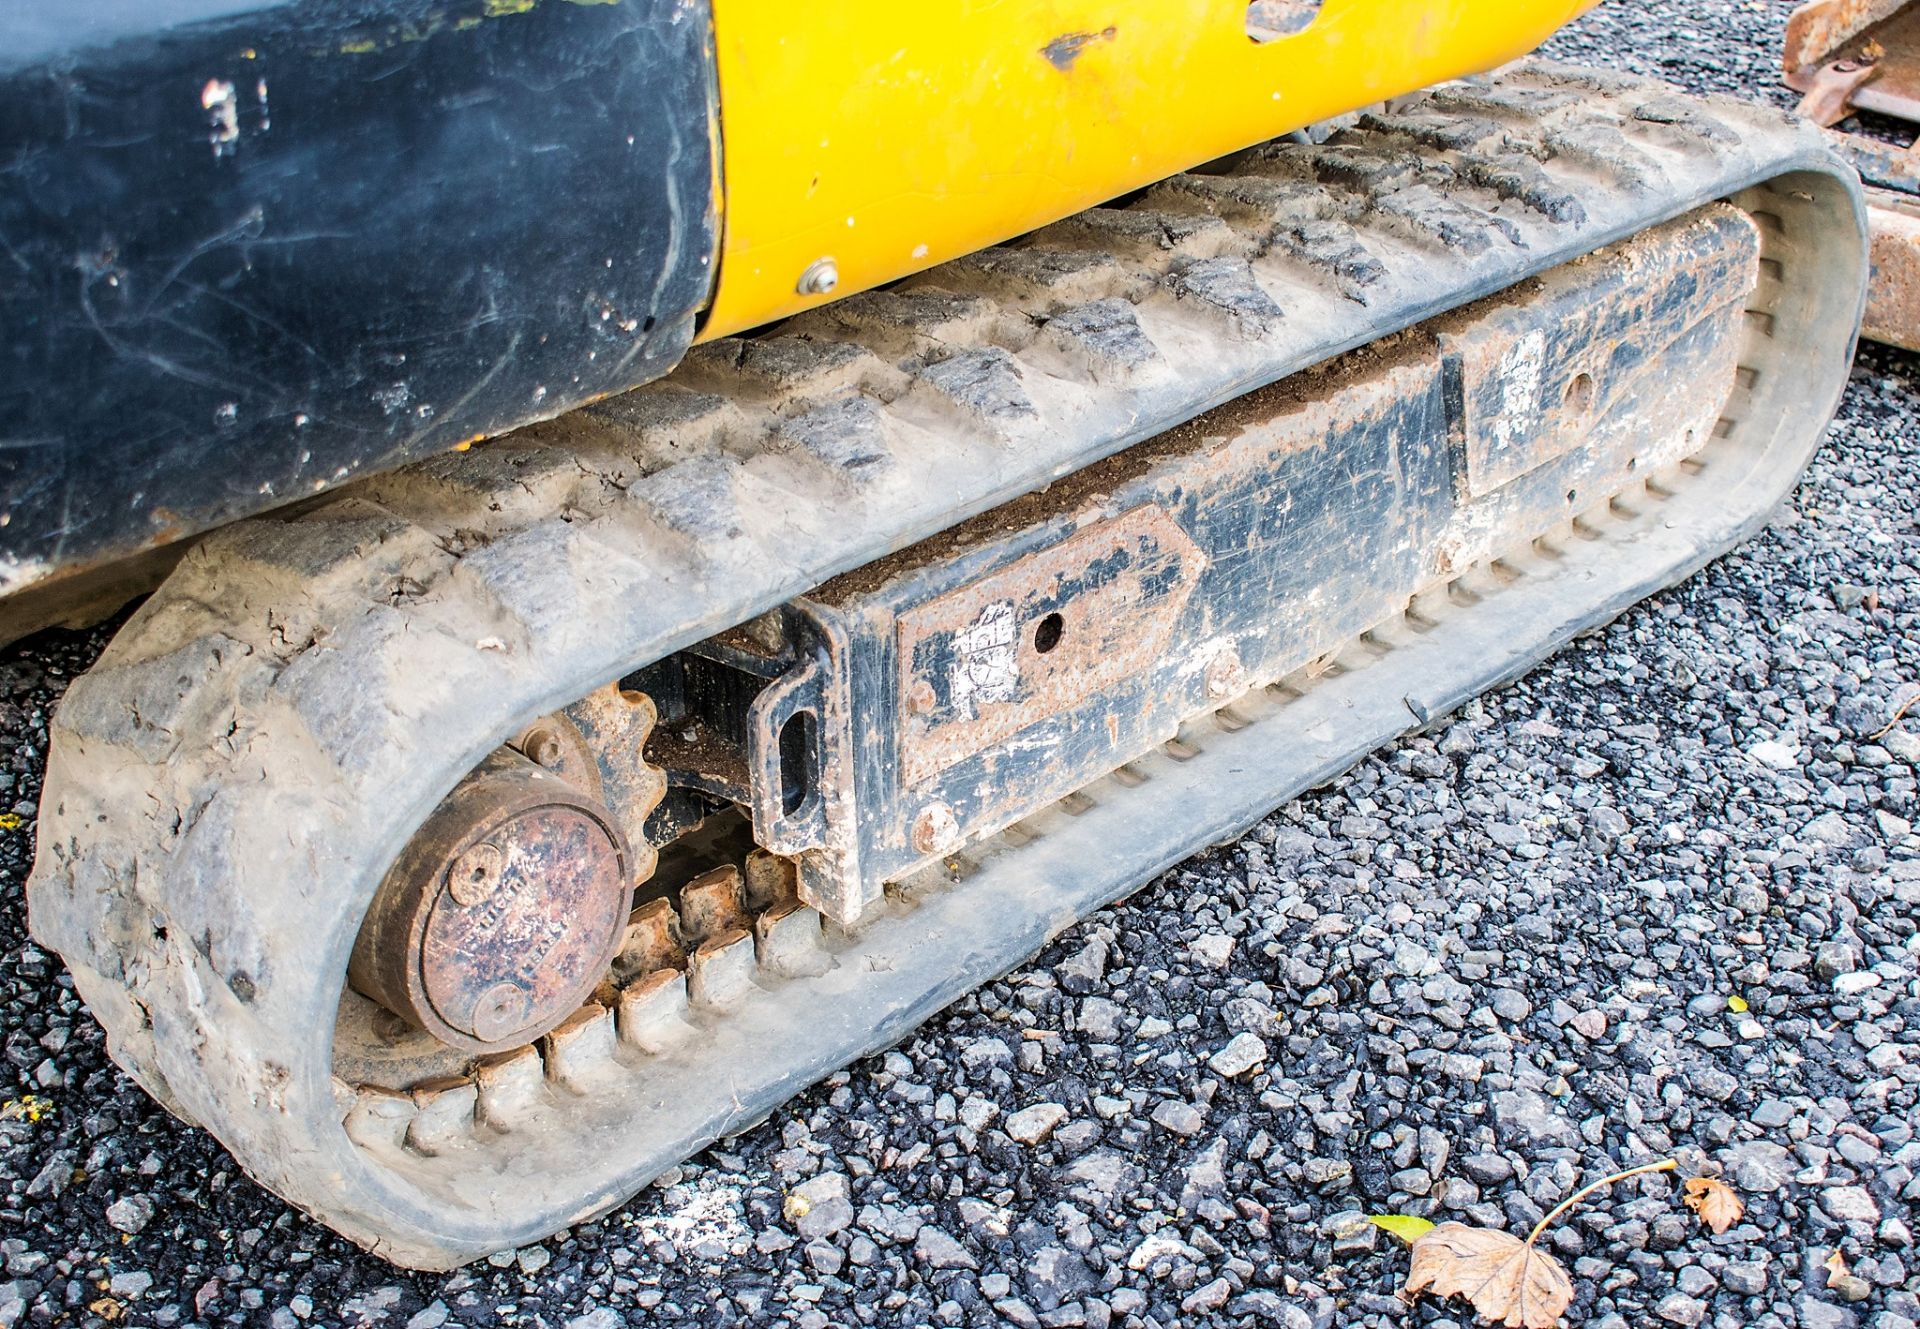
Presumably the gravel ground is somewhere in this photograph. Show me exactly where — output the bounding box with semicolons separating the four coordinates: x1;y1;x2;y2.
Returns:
4;5;1919;1327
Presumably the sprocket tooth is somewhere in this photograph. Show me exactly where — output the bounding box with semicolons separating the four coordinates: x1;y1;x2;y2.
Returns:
541;1005;618;1093
686;928;757;1010
616;969;693;1053
678;864;748;946
343;1086;414;1152
615;897;686;983
473;1046;546;1133
754;904;832;980
405;1077;478;1157
742;850;800;913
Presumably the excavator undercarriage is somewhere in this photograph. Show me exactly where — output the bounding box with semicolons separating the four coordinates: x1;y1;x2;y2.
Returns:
22;63;1867;1266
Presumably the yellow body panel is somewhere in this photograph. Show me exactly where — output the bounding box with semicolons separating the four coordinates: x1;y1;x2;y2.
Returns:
699;0;1593;339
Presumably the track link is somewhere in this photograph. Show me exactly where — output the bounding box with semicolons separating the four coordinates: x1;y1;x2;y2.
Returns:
26;62;1864;1266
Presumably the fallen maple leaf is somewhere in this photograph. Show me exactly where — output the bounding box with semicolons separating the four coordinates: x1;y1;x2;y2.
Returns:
1683;1177;1744;1235
1401;1158;1677;1328
1824;1249;1850;1286
1406;1223;1573;1329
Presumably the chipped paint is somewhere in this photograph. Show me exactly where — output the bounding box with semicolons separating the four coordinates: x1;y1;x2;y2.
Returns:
948;601;1019;720
1488;328;1547;453
1039;26;1117;71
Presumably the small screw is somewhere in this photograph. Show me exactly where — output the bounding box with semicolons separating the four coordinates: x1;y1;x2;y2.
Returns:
447;842;505;906
796;257;839;297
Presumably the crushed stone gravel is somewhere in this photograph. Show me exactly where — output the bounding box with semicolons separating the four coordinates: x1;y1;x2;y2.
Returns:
1;5;1917;1327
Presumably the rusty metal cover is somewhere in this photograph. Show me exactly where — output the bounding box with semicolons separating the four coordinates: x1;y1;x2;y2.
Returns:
895;506;1205;787
349;751;634;1053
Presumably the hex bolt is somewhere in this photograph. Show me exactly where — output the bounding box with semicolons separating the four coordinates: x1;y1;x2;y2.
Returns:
446;841;505;906
796;257;839;297
911;802;960;856
521;726;563;768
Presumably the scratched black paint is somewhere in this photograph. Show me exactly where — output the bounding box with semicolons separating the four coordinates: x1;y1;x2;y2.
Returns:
0;0;718;591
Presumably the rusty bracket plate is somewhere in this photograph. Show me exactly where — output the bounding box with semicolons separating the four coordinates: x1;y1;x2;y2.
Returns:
1785;0;1920;123
762;206;1762;921
895;506;1205;787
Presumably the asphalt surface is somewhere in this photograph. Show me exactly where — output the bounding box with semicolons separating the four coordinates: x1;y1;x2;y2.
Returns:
4;4;1919;1327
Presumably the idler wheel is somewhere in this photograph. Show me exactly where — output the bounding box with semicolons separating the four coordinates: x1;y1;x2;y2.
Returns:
348;750;634;1052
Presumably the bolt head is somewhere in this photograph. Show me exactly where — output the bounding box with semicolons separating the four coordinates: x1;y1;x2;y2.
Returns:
469;980;534;1043
1205;648;1246;699
797;257;839;297
911;803;960;855
446;841;505;906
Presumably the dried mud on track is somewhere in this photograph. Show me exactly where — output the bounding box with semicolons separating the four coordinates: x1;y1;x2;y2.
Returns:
1;4;1917;1327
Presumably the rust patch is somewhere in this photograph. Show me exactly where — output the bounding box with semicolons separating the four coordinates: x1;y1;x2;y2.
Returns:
1040;26;1117;71
348;750;634;1053
1785;0;1909;72
1785;0;1920;121
896;505;1204;787
1863;192;1920;350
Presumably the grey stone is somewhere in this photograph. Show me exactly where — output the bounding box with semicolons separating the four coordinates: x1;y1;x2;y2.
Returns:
1208;1032;1268;1078
1797;1297;1860;1329
1077;997;1123;1042
109;1272;153;1299
1062;1151;1139;1206
787;1172;855;1240
1492;1089;1579;1147
1025;1246;1096;1312
1655;1293;1707;1326
105;1195;155;1235
914;1225;977;1271
1725;1140;1795;1192
1151;1099;1205;1136
1006;1102;1069;1145
1821;1186;1881;1225
1056;937;1108;995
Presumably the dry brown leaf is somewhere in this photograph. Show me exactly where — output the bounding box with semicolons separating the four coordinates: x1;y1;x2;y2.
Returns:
1682;1176;1744;1235
1824;1249;1850;1286
1405;1222;1574;1329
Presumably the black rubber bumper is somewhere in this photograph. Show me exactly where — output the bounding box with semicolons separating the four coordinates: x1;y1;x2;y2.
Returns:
0;0;719;593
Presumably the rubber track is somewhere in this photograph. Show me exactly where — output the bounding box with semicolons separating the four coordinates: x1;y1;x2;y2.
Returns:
26;62;1863;1266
